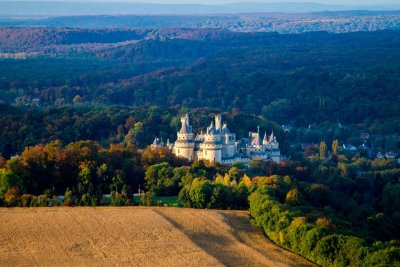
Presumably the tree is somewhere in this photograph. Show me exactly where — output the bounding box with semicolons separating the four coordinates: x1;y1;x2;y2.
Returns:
228;166;242;182
319;141;327;160
285;187;303;206
21;194;34;207
0;169;24;201
5;157;29;188
248;159;266;176
306;183;331;207
124;122;144;147
312;234;347;266
381;183;400;215
144;162;180;196
261;99;291;123
332;140;339;155
63;187;74;206
4;187;20;207
73;95;82;104
77;161;95;196
141;147;174;169
188;178;214;209
0;155;6;168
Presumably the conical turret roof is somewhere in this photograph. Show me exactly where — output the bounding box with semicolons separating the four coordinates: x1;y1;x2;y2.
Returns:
207;121;218;135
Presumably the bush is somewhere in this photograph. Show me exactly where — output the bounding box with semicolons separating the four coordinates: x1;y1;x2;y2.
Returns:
21;194;34;207
37;194;50;207
312;234;347;266
63;188;74;206
4;187;20;207
110;191;130;206
140;192;154;206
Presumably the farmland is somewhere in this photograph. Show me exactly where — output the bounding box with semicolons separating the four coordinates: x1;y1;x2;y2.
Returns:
0;207;313;266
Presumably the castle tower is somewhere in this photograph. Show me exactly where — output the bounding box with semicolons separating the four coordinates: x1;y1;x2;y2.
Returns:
250;127;262;148
215;114;222;133
222;123;236;158
267;131;280;162
199;121;222;163
173;114;195;161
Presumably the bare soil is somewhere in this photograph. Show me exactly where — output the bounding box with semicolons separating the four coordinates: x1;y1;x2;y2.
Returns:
0;207;314;266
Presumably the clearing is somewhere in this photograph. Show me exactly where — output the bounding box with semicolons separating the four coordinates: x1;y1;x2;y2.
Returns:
0;207;314;266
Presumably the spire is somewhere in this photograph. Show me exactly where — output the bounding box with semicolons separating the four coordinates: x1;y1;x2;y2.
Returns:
269;131;275;142
215;114;222;133
263;131;268;141
207;121;218;135
185;113;190;126
222;123;230;134
251;129;261;147
179;114;192;134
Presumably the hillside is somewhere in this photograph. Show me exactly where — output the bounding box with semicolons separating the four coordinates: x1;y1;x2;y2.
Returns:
1;30;400;155
0;207;313;266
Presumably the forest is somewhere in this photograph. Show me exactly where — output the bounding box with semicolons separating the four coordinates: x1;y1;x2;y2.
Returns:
1;24;400;266
1;11;400;33
0;138;399;266
1;29;399;156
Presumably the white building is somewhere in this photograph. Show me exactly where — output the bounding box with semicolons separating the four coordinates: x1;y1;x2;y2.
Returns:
163;114;281;164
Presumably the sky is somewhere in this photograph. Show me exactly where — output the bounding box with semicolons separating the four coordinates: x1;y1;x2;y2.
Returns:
4;0;400;4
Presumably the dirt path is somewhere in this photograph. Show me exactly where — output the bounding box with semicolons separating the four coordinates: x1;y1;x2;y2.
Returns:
0;207;314;266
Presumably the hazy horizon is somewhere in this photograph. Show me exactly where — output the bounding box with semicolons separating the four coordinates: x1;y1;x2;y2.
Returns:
1;0;399;18
1;0;399;5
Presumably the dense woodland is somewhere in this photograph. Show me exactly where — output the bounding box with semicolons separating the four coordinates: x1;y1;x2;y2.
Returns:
0;29;399;155
0;139;399;265
1;25;400;266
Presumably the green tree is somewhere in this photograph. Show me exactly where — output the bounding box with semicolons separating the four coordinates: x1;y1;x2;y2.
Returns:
63;187;74;206
4;187;20;207
188;178;214;209
124;122;144;147
381;183;400;215
261;99;291;123
332;140;339;155
77;161;95;196
111;170;126;193
145;162;180;195
319;141;327;160
0;169;24;201
285;187;303;206
228;166;242;182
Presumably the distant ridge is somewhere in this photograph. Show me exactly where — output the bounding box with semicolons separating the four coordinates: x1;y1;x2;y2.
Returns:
0;1;400;17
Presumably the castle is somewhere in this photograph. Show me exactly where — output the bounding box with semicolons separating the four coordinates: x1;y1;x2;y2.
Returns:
152;114;280;165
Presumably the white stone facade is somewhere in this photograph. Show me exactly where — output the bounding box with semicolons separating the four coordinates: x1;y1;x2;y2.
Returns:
154;114;281;165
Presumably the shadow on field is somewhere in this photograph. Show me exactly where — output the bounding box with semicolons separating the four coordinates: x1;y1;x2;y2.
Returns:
154;209;315;267
154;209;238;266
